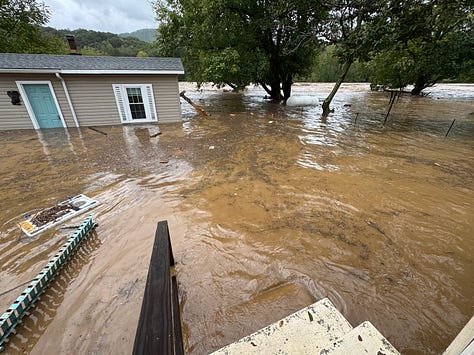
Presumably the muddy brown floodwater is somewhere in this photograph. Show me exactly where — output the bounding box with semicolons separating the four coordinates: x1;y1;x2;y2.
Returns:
0;83;473;355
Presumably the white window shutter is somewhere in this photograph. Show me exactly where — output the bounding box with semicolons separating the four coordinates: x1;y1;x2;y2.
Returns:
112;84;128;122
144;84;158;121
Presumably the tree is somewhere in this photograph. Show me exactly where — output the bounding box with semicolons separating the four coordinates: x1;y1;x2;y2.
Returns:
0;0;51;53
319;0;386;116
156;0;327;101
301;45;370;83
370;0;474;95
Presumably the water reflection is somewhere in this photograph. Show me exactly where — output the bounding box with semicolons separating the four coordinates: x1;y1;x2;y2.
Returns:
0;83;472;355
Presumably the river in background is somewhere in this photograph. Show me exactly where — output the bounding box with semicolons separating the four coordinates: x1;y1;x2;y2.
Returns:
0;83;472;354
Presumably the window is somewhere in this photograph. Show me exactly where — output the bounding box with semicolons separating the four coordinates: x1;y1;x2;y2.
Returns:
126;87;146;119
112;84;158;123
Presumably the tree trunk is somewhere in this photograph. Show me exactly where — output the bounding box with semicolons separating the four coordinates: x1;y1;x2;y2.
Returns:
411;75;438;95
411;76;426;95
267;47;282;101
269;79;282;101
282;73;292;101
322;60;352;117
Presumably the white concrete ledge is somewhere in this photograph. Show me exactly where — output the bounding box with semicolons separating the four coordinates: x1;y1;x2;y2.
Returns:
211;298;353;354
211;298;401;355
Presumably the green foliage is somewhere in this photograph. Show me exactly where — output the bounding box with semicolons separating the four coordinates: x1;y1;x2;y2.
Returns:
40;27;159;57
369;0;474;93
0;0;156;57
321;0;388;63
156;0;327;99
136;50;149;57
0;0;51;53
318;0;388;115
299;46;370;82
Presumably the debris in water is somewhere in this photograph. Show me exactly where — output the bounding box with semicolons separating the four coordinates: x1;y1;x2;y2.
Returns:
365;220;386;235
88;126;108;136
160;159;169;164
19;195;99;237
209;145;215;150
286;95;319;107
365;219;394;244
180;90;209;117
150;131;162;138
30;203;78;226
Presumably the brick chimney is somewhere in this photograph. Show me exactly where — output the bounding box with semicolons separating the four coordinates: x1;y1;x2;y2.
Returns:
66;35;81;55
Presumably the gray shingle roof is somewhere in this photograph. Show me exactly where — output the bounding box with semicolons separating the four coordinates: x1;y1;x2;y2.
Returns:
0;53;184;74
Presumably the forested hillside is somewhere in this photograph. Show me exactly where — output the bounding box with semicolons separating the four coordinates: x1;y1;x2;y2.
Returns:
40;27;158;56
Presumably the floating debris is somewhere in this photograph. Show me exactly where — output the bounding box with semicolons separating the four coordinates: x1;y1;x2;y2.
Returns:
19;195;99;237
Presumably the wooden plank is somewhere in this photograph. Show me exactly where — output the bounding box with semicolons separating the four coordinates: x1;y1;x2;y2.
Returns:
133;221;173;355
172;275;184;355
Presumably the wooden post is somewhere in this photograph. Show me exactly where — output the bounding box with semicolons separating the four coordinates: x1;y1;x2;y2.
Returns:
445;119;456;137
384;91;396;124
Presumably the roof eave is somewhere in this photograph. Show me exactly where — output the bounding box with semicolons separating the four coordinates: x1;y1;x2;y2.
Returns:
0;69;59;74
60;69;185;75
0;69;184;75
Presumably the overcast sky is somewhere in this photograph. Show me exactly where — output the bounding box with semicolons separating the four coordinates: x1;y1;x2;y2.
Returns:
42;0;157;34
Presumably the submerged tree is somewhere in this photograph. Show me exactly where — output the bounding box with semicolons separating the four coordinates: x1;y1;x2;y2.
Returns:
370;0;474;95
319;0;387;116
155;0;327;101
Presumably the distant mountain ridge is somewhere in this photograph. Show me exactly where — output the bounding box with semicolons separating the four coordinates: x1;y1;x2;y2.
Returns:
40;27;158;57
119;28;156;43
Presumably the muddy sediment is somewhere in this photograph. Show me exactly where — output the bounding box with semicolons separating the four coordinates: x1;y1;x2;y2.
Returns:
0;83;473;354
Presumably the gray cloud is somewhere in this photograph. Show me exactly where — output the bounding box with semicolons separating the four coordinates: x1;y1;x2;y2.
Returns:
43;0;157;33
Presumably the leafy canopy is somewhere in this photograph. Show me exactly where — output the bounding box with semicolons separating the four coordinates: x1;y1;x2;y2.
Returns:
0;0;65;53
370;0;474;94
156;0;327;99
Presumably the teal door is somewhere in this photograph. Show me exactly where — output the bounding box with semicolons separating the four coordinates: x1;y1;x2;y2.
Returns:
23;84;63;129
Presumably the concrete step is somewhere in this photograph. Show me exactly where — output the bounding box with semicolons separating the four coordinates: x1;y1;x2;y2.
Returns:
443;315;474;355
319;321;400;355
210;298;353;355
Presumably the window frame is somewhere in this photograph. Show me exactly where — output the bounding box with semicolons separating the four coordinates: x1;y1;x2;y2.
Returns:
113;83;158;124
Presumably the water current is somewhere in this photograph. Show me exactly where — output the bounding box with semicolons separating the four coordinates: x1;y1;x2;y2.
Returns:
0;83;473;354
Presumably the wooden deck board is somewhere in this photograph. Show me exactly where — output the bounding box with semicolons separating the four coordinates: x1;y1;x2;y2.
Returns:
133;221;180;355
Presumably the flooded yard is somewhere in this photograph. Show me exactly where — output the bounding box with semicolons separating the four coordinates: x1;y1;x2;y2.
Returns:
0;83;473;354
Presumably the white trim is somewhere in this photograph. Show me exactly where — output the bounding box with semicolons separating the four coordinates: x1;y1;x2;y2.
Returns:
0;69;184;75
16;81;66;129
1;69;58;74
112;84;158;124
145;84;159;121
112;84;128;123
55;73;79;127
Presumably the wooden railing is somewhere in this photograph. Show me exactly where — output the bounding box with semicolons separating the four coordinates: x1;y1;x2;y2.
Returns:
132;221;184;355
